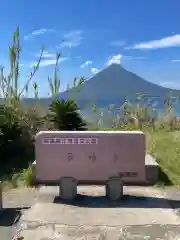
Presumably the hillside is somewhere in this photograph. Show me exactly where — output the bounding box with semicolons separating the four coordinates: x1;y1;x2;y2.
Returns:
23;63;180;108
57;63;180;106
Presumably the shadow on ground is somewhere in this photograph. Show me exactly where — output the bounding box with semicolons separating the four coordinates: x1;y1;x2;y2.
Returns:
0;207;29;226
157;165;173;186
54;194;180;209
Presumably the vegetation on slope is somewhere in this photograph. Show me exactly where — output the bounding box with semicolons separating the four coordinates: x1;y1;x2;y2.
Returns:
148;130;180;185
0;27;87;188
1;27;180;188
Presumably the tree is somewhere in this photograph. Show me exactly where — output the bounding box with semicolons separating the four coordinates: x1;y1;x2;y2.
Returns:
48;99;88;130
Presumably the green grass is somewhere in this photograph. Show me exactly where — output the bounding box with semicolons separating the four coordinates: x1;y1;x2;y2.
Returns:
108;126;180;186
22;165;34;187
0;155;35;190
147;130;180;185
1;167;34;191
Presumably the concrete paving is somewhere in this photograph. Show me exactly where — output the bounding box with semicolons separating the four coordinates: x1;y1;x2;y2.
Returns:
0;187;55;240
0;200;24;240
13;186;180;239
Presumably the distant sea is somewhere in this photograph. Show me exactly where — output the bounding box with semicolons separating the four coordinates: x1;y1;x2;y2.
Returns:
80;97;180;127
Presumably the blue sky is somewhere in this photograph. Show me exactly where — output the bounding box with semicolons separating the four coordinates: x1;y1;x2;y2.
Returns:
1;0;180;96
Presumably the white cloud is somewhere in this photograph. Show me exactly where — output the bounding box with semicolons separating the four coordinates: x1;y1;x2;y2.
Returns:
124;55;132;59
91;68;100;74
160;81;180;89
43;53;56;58
105;54;145;66
24;36;30;41
24;28;52;40
57;30;83;49
123;55;146;60
36;50;56;59
31;28;47;36
29;57;67;68
76;56;82;60
171;59;180;62
64;30;81;39
80;60;92;68
106;54;122;66
119;55;146;60
130;34;180;50
109;40;126;47
135;56;146;60
39;59;58;67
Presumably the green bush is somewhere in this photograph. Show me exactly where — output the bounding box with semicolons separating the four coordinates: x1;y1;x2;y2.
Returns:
0;105;22;157
22;165;33;187
48;99;88;130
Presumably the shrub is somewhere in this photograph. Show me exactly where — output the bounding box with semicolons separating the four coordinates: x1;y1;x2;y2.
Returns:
48;99;88;130
22;165;34;187
0;105;23;158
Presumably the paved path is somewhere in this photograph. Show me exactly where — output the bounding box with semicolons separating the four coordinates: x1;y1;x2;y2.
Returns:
0;187;54;240
11;186;180;239
0;201;29;239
